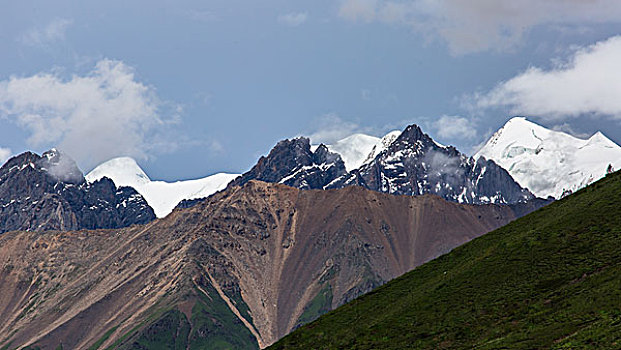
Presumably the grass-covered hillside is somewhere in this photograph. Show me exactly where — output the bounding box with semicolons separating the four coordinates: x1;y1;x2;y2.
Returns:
270;171;621;349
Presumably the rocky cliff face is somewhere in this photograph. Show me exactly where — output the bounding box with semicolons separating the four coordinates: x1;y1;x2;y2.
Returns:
0;181;516;349
0;150;155;233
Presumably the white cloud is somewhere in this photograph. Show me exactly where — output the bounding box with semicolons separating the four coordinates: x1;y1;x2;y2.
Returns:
474;36;621;120
19;18;73;47
432;115;477;140
0;148;11;165
307;113;374;144
0;59;178;170
338;0;621;54
278;12;308;27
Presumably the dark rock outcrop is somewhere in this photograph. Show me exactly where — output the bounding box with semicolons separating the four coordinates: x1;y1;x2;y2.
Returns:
0;149;155;233
228;137;347;190
175;197;205;210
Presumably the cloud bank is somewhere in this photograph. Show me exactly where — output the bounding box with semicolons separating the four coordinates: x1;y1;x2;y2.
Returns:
473;36;621;120
338;0;621;54
0;59;177;170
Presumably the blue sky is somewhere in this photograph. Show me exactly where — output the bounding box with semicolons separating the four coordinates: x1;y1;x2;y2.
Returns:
2;0;621;180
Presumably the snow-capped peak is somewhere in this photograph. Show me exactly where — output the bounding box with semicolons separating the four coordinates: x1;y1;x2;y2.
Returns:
86;157;239;218
86;157;150;186
475;116;621;199
586;131;618;148
315;131;401;172
316;134;380;171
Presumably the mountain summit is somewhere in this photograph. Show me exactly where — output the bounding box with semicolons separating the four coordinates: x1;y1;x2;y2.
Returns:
228;137;347;190
86;157;150;187
476;117;621;198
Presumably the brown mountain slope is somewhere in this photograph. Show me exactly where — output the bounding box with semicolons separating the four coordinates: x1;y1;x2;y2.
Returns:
0;181;516;349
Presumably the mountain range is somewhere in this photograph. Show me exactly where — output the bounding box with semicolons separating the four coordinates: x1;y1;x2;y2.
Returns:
68;117;620;220
0;181;516;349
228;124;534;206
80;121;539;222
0;116;619;348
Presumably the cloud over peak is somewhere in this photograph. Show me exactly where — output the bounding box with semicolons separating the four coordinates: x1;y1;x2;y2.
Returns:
0;59;178;170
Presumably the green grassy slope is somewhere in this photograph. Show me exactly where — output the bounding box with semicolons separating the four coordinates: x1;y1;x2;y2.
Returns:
270;172;621;349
